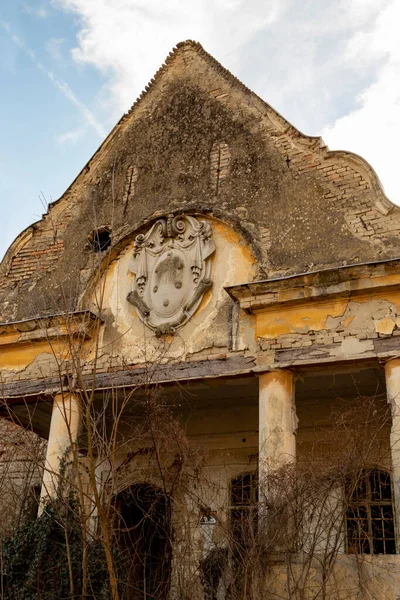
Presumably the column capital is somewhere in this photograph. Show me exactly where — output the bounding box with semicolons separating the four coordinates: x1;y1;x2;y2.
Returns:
385;360;400;410
259;370;295;401
53;388;81;397
384;357;400;372
253;365;296;376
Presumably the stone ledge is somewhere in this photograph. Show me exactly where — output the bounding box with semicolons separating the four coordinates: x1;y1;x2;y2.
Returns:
0;310;102;346
0;354;257;400
226;258;400;313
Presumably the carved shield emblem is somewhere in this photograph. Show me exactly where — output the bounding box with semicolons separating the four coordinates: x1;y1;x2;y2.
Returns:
127;215;215;335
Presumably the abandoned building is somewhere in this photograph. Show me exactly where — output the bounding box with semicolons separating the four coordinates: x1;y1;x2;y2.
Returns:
1;40;400;598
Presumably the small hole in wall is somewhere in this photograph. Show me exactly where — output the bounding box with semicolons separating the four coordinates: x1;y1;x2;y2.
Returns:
242;438;247;444
88;227;112;252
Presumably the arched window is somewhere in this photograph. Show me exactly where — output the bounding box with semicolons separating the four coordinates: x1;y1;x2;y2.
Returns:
230;472;258;549
346;468;396;554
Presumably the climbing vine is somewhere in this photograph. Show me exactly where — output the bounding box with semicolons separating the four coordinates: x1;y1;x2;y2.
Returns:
1;497;110;600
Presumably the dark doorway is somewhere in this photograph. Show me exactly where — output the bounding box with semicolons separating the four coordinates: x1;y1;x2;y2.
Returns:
115;484;172;600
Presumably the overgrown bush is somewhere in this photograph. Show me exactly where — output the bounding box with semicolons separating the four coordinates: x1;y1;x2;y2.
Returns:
1;498;110;600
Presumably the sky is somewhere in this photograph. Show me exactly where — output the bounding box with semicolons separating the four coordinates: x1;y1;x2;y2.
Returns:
1;0;400;260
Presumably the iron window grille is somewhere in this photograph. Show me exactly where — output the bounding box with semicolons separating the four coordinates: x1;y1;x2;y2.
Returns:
230;472;258;550
346;468;396;555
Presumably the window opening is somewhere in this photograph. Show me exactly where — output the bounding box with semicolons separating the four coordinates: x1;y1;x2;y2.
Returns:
88;227;111;252
114;484;172;600
21;484;41;524
230;472;258;550
346;468;396;554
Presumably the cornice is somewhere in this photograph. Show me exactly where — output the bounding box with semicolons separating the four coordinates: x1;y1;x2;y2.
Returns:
226;258;400;313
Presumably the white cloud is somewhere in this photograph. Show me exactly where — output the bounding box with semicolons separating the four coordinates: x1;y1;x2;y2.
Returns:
56;127;86;145
46;37;66;62
54;0;287;115
53;0;399;203
321;0;400;205
0;19;106;139
23;2;48;18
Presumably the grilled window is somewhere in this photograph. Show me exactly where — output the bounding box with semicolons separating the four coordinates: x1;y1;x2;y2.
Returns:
230;473;258;549
346;468;396;555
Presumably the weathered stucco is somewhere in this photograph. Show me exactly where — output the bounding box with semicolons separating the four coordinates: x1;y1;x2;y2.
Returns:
1;41;400;600
0;312;99;380
87;216;256;367
39;392;81;508
259;370;296;471
1;41;400;327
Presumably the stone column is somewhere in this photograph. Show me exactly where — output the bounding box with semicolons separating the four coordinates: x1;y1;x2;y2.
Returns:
384;359;400;551
39;391;82;512
258;370;297;502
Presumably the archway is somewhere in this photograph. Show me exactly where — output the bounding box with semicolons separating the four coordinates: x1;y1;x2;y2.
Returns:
115;483;172;599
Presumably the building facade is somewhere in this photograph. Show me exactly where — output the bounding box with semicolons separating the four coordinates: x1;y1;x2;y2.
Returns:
1;41;400;598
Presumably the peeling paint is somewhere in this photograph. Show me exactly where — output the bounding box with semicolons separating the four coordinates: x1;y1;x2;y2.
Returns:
85;216;257;369
259;370;296;468
256;299;348;339
333;336;374;357
375;317;395;335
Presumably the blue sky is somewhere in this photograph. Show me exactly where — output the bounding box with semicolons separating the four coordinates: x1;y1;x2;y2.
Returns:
1;0;400;260
0;2;109;258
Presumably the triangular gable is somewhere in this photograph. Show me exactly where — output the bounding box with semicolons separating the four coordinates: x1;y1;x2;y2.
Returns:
1;40;400;323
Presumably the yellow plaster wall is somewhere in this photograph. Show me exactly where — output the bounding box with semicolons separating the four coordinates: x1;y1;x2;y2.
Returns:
256;299;348;338
0;218;256;378
0;337;93;375
256;289;400;340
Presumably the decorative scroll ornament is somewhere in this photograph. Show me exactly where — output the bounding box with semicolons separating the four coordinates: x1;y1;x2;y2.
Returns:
127;215;215;335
